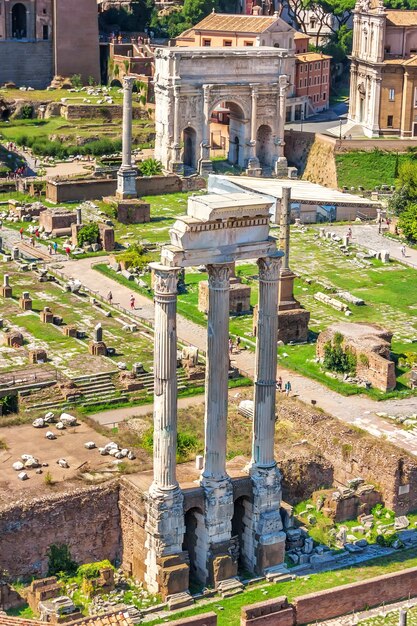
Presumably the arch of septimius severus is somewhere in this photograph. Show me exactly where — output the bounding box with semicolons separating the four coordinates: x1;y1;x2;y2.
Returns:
154;46;292;177
138;192;286;603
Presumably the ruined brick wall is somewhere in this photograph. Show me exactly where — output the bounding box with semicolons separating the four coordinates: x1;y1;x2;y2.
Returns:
278;400;417;513
61;105;145;121
279;455;333;505
39;209;77;232
0;482;121;579
119;477;148;580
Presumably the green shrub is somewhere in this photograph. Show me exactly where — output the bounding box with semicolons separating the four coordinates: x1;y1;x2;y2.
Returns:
141;428;198;462
70;74;83;89
19;105;33;120
77;560;113;580
116;244;151;270
47;544;77;577
323;334;357;375
138;158;163;177
77;223;99;247
0;394;18;415
358;353;369;367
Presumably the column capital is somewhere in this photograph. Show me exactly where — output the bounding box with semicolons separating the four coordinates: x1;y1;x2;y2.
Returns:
206;263;230;289
150;263;180;296
122;75;136;91
257;256;281;282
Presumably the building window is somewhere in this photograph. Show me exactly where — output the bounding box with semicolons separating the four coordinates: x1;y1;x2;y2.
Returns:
304;78;307;86
300;65;303;73
43;24;48;40
299;79;302;87
203;39;211;46
387;115;393;127
323;92;326;100
309;77;312;85
389;88;395;101
244;41;253;46
309;63;313;71
223;40;232;46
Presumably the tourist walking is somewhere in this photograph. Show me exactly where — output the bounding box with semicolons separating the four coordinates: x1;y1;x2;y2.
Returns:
130;294;135;310
236;336;241;351
53;241;58;254
47;243;52;255
401;245;406;257
107;291;113;305
229;337;233;354
284;380;292;396
65;246;71;259
276;376;282;392
19;227;24;239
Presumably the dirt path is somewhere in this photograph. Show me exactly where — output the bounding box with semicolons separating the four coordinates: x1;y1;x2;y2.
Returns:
56;257;417;455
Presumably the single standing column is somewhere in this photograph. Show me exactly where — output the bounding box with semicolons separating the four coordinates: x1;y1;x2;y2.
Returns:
202;263;230;483
249;85;259;165
279;187;291;270
251;255;281;468
117;75;137;199
199;84;213;175
150;263;179;492
274;75;289;176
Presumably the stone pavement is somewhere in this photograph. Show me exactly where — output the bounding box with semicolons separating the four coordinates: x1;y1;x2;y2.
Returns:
331;223;417;269
55;256;417;456
1;227;67;262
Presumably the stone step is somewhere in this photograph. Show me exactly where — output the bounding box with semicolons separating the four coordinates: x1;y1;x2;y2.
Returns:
71;371;117;383
265;565;293;584
125;606;142;623
216;577;244;598
167;591;194;610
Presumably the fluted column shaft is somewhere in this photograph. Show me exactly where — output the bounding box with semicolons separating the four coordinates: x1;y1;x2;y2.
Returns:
202;263;230;482
252;256;281;469
277;76;288;157
279;187;291;270
150;263;179;492
121;76;135;169
250;86;258;159
201;84;211;161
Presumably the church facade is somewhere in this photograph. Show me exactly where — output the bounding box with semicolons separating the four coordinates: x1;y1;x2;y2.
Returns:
0;0;100;88
349;0;417;137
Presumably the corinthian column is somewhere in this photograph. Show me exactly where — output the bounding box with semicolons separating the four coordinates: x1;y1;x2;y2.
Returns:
245;254;286;575
202;263;230;483
117;75;138;199
274;75;289;176
145;263;189;598
149;263;179;492
252;256;280;469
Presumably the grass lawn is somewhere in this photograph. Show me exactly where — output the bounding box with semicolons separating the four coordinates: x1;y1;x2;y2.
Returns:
147;547;417;626
335;151;413;190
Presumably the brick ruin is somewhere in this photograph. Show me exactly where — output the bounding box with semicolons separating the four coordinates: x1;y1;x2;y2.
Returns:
316;321;396;392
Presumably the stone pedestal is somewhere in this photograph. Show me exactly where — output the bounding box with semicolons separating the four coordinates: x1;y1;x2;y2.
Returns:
63;325;77;338
88;341;107;356
99;224;115;251
116;168;138;200
1;286;12;298
198;159;213;177
29;349;47;364
274;156;288;178
40;307;54;323
19;293;32;311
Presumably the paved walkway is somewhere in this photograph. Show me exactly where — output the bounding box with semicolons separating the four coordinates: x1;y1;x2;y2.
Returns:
331;223;417;269
56;256;417;454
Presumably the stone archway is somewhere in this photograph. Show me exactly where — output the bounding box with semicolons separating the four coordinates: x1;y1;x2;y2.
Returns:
183;127;197;171
182;507;206;585
209;100;246;168
256;124;273;168
12;3;27;38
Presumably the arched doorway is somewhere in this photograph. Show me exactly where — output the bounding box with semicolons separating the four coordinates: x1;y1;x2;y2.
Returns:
182;507;206;586
256;124;273;168
209;101;246;168
12;3;27;39
183;127;197;171
231;496;252;574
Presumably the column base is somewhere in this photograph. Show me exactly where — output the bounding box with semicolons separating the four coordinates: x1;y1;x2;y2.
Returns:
145;486;189;598
172;161;185;175
198;159;213;177
1;286;12;298
246;465;286;575
274;157;288;178
116;167;138;199
200;477;237;587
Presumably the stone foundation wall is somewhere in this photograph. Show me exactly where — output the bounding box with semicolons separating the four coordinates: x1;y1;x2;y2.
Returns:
61;105;146;121
119;477;148;580
279;456;333;505
46;175;206;204
280;400;417;513
0;482;121;579
0;41;53;89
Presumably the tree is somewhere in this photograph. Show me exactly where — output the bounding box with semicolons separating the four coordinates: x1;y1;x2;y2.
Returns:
77;223;99;247
397;161;417;199
398;203;417;243
388;185;411;215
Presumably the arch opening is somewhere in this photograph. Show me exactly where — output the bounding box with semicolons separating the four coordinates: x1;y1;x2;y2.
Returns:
209;100;246;168
182;507;206;587
231;496;253;574
182;126;197;171
12;3;27;39
256;124;273;168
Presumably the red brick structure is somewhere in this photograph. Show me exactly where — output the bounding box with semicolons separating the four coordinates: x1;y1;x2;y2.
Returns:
39;209;77;237
294;35;331;115
316;322;396;392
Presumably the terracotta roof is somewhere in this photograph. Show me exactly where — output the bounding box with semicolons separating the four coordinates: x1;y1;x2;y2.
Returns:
294;31;309;39
386;10;417;26
191;12;278;33
296;52;332;61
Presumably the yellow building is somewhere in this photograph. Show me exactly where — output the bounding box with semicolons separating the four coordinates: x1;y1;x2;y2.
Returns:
349;0;417;137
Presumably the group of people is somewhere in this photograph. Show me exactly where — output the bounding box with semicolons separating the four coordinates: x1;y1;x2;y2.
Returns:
276;376;292;396
228;336;241;354
5;165;27;180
